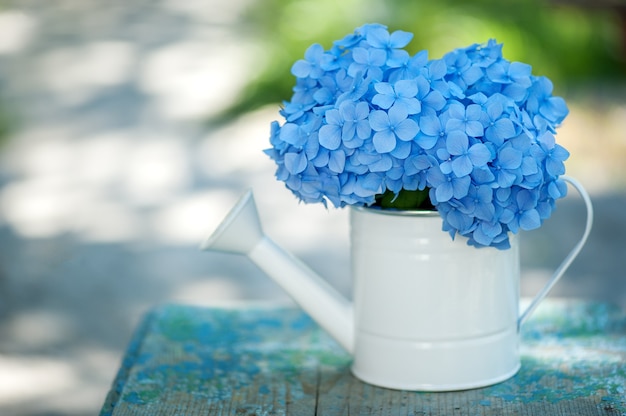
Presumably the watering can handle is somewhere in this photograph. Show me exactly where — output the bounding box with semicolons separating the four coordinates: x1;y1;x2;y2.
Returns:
518;176;594;328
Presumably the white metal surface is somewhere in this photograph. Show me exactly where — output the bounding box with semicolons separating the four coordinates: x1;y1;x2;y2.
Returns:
201;179;592;391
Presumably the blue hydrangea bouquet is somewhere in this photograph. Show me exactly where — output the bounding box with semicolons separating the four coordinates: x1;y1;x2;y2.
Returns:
265;23;570;249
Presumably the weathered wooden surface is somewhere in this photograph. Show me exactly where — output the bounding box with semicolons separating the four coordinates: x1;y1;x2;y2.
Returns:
100;301;626;415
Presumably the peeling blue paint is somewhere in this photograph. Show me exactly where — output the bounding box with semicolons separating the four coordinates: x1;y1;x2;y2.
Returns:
101;301;626;415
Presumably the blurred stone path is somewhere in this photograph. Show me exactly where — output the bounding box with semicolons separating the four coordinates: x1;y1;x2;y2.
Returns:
0;2;624;415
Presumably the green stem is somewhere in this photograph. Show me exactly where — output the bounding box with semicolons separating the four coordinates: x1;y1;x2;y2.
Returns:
374;188;435;211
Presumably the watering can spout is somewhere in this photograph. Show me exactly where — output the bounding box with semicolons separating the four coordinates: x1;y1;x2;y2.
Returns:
200;190;354;353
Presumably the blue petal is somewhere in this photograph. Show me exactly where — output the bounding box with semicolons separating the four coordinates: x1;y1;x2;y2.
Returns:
373;131;396;153
428;59;447;80
389;30;413;48
486;101;503;120
365;27;390;48
423;90;446;111
497;170;518;188
540;97;569;123
370;49;388;66
486;62;508;83
395;79;418;97
355;120;371;140
474;202;496;222
339;102;356;120
521;156;539;175
472;226;494;246
492;118;516;140
548;179;567;199
440;160;453;175
419;115;442;136
546;158;565;176
284;152;307;174
481;221;502;237
325;108;342;126
354;173;383;197
503;83;528;102
468;143;491;166
372;94;394;110
466;120;484;137
519;209;541;230
396;98;421;115
435;182;454;202
470;92;488;106
369;155;393;172
351;47;369;64
311;148;329;167
387;105;409;125
466;104;483;120
448;81;465;99
446;208;474;233
374;82;394;95
313;88;333;104
369;110;390;131
538;131;556;148
426;166;446;187
395;118;420;141
509;62;532;84
319;124;342;150
406;155;433;174
452;176;471;199
448;103;465;120
355;102;371;119
462;65;484;85
304;43;324;61
390;139;411;158
446;130;468;155
471;166;495;184
280;123;305;146
328;150;346;173
551;144;570;161
451;156;473;177
446;119;465;133
498;147;522;169
291;60;311;78
415;132;438;150
516;189;538;210
387;50;409;68
342;121;356;141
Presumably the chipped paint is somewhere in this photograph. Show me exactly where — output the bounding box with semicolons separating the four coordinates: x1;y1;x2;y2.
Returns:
101;301;626;415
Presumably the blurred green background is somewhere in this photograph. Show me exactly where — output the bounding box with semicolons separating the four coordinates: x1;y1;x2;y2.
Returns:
219;0;625;121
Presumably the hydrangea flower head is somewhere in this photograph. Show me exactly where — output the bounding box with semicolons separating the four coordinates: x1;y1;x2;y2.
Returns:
265;24;570;249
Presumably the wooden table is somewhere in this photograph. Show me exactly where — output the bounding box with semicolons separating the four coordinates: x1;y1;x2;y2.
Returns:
100;301;626;415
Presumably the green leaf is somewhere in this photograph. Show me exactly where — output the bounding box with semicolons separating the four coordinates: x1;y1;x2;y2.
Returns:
374;188;435;210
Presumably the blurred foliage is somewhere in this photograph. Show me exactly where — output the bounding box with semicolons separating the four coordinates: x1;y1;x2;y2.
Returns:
0;99;14;146
216;0;625;122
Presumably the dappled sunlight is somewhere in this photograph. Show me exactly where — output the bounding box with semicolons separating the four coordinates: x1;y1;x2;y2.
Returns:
5;309;75;350
196;107;277;179
162;0;256;25
0;177;83;238
0;10;36;55
122;139;193;206
0;347;121;415
0;356;79;404
138;39;254;120
171;278;244;303
151;189;241;245
39;41;136;106
559;101;626;192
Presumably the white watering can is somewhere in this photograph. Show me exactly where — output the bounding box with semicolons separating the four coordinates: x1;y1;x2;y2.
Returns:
200;177;593;391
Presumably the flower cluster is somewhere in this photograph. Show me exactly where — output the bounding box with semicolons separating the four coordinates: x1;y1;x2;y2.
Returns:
265;23;570;249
